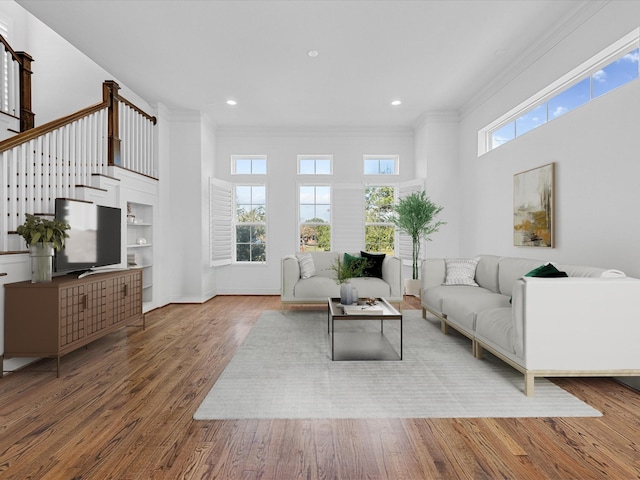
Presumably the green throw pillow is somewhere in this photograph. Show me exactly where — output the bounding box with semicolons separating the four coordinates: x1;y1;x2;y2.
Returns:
524;263;568;278
344;253;367;277
511;263;568;303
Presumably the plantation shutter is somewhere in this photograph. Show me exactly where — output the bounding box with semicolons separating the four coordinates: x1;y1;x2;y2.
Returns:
210;178;233;267
332;183;364;252
398;179;426;266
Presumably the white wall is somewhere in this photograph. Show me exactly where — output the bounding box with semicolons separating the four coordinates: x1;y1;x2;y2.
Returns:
413;113;460;259
214;128;414;294
165;113;206;302
0;1;152;126
200;114;217;299
457;1;640;277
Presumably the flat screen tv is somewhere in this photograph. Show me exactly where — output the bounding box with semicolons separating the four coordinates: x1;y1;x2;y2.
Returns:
54;198;122;274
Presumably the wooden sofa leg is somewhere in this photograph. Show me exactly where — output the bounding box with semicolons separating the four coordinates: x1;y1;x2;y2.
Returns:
474;342;483;359
440;320;449;335
524;373;535;397
422;307;426;319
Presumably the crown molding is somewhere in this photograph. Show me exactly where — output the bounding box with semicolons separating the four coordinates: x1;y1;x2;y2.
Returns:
413;111;460;129
215;125;414;138
459;0;609;120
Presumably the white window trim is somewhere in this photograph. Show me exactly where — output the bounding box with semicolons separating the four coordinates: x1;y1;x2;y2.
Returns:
479;28;640;156
363;155;400;175
297;154;333;175
233;183;267;264
231;154;267;175
364;183;398;254
298;183;332;252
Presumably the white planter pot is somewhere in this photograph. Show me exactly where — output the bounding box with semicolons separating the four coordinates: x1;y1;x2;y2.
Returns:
404;278;421;297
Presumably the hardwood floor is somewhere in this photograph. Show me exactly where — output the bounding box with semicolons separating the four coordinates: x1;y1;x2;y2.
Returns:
1;295;639;479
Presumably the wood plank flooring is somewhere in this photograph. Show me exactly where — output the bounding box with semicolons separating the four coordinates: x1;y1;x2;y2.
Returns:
1;295;639;479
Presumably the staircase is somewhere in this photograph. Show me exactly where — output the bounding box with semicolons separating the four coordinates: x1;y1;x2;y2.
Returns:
0;74;157;252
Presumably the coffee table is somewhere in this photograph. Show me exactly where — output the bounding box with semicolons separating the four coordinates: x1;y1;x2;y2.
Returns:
327;297;403;361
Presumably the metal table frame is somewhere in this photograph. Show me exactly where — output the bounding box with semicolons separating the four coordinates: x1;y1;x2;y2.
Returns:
327;297;403;361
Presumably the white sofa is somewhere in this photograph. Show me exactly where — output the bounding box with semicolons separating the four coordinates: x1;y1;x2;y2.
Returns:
281;251;403;310
421;254;640;396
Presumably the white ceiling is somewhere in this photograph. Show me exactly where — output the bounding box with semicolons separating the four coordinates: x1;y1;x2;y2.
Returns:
17;0;591;129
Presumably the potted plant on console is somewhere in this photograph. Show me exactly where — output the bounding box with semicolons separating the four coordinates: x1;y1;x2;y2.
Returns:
389;190;445;296
16;214;70;283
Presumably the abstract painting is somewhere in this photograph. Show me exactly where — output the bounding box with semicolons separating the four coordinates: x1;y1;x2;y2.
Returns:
514;163;554;247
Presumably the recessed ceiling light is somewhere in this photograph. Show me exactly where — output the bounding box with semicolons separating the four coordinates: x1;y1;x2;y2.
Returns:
307;50;319;58
391;100;402;106
226;99;237;106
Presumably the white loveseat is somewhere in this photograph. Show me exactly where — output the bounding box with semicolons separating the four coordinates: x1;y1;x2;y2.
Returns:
421;254;640;396
281;251;403;310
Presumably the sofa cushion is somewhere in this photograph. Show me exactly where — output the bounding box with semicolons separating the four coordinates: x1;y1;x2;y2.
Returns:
557;263;609;277
349;276;392;298
442;292;511;330
425;285;493;315
475;307;516;355
361;251;385;278
293;276;339;298
443;257;480;286
296;253;316;279
475;255;502;293
498;257;546;296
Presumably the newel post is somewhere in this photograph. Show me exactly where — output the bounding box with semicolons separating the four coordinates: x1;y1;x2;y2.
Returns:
16;51;34;131
103;80;121;167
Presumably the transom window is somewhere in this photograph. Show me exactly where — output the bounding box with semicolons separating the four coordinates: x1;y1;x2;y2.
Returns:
235;185;266;262
299;185;331;252
298;155;332;175
365;186;395;254
483;29;639;153
364;155;398;175
231;155;267;175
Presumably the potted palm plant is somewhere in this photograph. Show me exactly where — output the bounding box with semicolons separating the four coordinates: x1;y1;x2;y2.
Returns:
389;191;445;296
16;214;70;283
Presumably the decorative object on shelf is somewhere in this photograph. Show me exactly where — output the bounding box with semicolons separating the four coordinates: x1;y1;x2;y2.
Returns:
514;162;554;248
329;255;367;305
127;253;140;266
136;237;147;245
126;202;135;223
389;190;445;292
16;214;70;283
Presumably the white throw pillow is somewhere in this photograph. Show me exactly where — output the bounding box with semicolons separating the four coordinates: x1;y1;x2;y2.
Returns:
443;257;480;286
296;253;316;279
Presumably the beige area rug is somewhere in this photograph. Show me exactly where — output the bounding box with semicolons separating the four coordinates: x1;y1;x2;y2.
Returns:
193;310;601;419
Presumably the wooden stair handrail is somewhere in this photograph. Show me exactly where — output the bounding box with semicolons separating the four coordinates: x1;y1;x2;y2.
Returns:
0;99;107;153
116;94;157;125
0;81;157;154
0;34;22;64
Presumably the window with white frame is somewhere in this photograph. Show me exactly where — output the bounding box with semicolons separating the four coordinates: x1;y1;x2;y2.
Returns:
365;186;396;254
235;185;266;262
482;29;640;154
364;155;399;175
231;155;267;174
299;185;331;252
298;155;332;174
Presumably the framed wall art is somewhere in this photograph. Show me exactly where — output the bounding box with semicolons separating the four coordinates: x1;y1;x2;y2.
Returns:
513;162;554;247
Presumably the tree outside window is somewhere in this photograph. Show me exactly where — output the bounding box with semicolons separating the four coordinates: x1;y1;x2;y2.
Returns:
235;185;266;262
365;186;395;254
299;185;331;251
